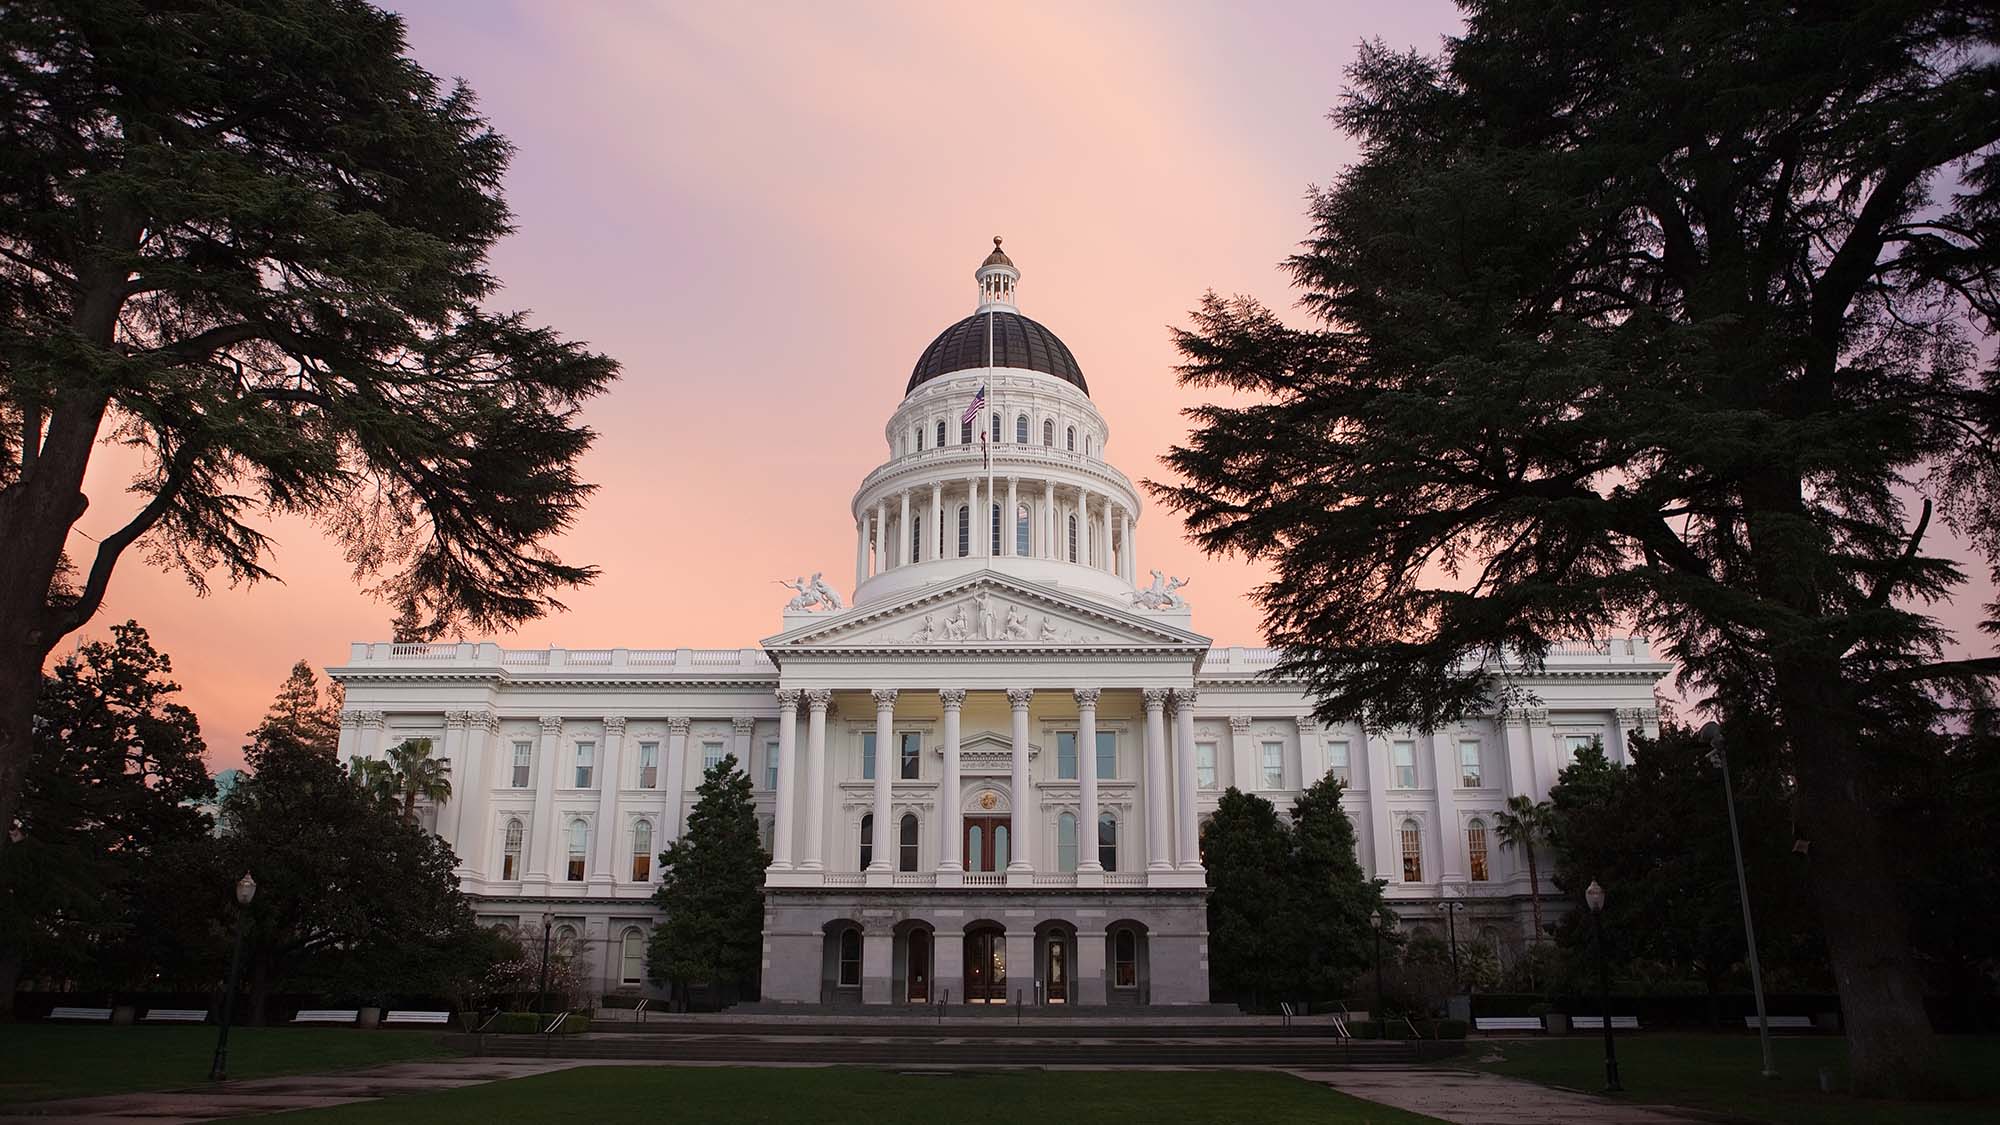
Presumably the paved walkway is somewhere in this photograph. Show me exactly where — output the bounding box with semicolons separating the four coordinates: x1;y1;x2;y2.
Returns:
1296;1067;1722;1124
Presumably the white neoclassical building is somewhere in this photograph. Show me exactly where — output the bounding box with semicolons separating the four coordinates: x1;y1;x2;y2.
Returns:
329;241;1668;1007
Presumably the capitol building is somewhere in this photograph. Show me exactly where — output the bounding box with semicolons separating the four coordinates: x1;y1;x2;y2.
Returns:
330;241;1668;1007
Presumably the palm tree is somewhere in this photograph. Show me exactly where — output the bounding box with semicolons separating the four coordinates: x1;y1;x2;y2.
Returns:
1493;794;1555;942
384;737;452;825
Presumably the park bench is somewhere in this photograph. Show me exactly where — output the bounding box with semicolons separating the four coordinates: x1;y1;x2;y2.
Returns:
1473;1016;1544;1033
1571;1016;1640;1030
143;1008;208;1023
290;1009;359;1025
48;1006;112;1022
384;1010;451;1025
1747;1015;1815;1030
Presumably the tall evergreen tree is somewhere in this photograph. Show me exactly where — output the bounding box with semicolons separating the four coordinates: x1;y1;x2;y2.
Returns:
1201;788;1297;1007
0;0;618;866
648;755;766;1006
1289;775;1390;1000
1154;1;1997;1095
255;660;341;755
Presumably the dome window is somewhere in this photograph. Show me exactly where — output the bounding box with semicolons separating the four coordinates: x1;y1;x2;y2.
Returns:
1043;419;1054;447
1066;426;1076;452
1015;414;1029;444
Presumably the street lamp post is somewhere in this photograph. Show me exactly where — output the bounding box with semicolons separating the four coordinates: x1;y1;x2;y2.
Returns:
209;873;257;1082
1584;880;1622;1092
1435;898;1464;992
536;912;554;1025
1372;912;1388;1032
1702;721;1778;1080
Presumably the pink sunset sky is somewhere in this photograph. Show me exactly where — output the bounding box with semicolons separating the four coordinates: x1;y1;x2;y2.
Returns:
68;1;1994;771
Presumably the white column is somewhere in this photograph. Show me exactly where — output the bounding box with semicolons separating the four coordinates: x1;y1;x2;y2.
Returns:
800;690;832;871
1127;515;1139;581
1142;689;1172;872
1078;488;1092;567
1501;711;1534;798
855;518;868;588
589;716;625;888
1295;716;1323;787
930;483;942;562
1431;731;1464;883
868;689;896;873
456;714;496;878
525;715;562;884
1044;481;1056;559
771;690;800;869
939;689;965;873
1115;507;1129;581
1007;688;1034;873
731;716;754;778
1228;715;1253;793
898;490;912;568
1005;476;1018;556
1076;688;1102;873
1367;730;1397;882
873;499;885;576
663;717;691;840
335;709;360;763
966;476;979;558
1172;688;1200;869
437;711;470;848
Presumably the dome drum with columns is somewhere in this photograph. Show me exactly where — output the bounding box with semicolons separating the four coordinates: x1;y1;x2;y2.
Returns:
328;240;1671;1008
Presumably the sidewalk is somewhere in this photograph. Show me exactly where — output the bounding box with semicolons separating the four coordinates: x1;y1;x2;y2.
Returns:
1294;1067;1725;1125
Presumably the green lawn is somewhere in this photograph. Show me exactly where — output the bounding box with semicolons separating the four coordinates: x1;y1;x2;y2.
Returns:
274;1066;1443;1124
1462;1033;2000;1125
0;1025;459;1106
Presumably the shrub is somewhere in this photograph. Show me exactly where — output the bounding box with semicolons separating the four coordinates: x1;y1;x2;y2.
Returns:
484;1010;591;1034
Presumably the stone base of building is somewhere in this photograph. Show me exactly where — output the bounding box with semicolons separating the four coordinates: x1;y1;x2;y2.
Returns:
761;888;1209;1007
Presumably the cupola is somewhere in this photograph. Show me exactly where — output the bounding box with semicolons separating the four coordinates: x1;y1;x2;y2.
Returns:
975;236;1019;313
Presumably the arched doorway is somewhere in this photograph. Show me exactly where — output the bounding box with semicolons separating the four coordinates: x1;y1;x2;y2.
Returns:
1036;923;1076;1005
964;923;1007;1003
906;927;932;1004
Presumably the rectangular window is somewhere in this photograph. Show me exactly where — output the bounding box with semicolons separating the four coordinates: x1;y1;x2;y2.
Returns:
638;741;659;789
1196;742;1217;789
900;731;921;780
573;741;594;788
1562;732;1602;761
1393;740;1418;789
621;931;645;984
511;740;532;788
765;739;780;790
1056;732;1078;780
1459;739;1483;788
1262;741;1284;789
702;741;724;772
1326;740;1351;785
861;732;876;780
1095;731;1116;780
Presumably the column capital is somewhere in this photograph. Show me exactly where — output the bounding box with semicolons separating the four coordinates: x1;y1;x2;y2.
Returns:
732;716;756;735
444;710;477;727
1171;686;1199;708
1141;687;1172;711
348;709;385;728
1293;714;1318;733
666;716;693;735
805;689;835;712
603;716;627;735
478;712;504;734
1228;714;1252;734
1523;707;1550;727
938;688;967;712
1006;687;1035;709
539;715;564;734
1073;687;1101;708
775;688;803;711
871;688;899;708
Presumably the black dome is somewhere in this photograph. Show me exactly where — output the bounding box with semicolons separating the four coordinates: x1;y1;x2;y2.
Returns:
907;311;1088;396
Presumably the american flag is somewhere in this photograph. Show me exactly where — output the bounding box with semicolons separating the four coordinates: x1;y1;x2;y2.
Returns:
961;384;987;426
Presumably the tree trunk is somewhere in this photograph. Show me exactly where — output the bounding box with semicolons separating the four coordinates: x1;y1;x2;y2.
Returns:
1525;848;1543;941
1775;656;1951;1099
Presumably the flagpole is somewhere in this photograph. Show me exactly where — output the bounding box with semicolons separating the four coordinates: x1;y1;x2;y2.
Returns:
984;313;996;560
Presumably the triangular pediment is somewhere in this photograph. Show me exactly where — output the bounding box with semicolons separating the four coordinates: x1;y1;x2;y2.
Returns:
762;571;1209;653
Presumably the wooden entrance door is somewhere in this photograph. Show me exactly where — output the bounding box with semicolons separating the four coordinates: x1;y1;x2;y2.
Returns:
964;816;1011;873
964;926;1007;1003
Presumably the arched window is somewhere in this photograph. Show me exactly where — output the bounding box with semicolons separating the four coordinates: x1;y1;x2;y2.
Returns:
566;819;588;881
859;814;873;870
502;818;524;880
621;927;646;984
1098;812;1118;872
991;411;1000;442
1057;812;1078;872
1066;425;1076;451
936;420;947;449
899;813;919;872
911;516;922;564
1015;504;1030;556
632;819;653;882
967;823;983;872
994;823;1010;869
556;923;579;947
1467;819;1490;882
915;425;924;452
837;927;862;987
1067;514;1078;562
961;416;973;444
1084;433;1092;455
1015;414;1029;443
991;503;1001;552
1042;418;1054;446
956;504;970;557
1400;818;1423;882
1113;929;1138;988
